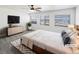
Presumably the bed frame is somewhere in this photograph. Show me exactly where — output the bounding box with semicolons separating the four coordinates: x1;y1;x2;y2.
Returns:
22;44;53;54
32;45;53;54
21;38;53;54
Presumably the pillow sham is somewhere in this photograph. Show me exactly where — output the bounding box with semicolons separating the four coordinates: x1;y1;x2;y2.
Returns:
61;31;71;45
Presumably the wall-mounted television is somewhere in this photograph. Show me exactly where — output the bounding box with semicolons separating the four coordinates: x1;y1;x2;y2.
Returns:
8;15;20;24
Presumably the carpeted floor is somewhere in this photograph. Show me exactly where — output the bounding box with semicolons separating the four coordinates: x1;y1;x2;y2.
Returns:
0;31;32;54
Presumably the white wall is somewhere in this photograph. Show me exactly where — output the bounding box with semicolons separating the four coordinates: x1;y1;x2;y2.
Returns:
30;8;76;32
76;6;79;25
0;8;30;29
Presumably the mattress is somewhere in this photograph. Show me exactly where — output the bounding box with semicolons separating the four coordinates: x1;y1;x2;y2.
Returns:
21;30;72;54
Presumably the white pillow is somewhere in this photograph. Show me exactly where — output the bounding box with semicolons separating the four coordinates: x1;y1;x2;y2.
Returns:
64;29;74;36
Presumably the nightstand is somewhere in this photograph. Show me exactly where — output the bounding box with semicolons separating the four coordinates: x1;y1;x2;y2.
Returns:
72;34;79;53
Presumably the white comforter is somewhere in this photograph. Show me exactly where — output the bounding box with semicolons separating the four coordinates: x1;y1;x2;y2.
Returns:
21;30;72;54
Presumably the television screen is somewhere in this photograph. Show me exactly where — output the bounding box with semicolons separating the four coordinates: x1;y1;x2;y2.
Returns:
8;15;20;24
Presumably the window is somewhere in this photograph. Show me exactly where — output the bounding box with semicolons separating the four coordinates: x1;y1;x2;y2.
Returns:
40;15;49;26
30;14;40;24
55;15;70;27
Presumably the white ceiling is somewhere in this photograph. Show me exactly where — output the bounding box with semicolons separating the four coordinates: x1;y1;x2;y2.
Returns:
0;5;76;13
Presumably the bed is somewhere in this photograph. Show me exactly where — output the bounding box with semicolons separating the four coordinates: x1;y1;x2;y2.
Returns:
21;30;73;54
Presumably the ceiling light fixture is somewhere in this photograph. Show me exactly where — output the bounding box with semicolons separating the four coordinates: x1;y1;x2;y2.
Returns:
29;9;37;12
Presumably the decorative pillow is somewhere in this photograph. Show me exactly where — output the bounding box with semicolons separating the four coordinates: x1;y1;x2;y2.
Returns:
61;31;71;45
61;31;67;37
63;36;71;45
65;29;74;36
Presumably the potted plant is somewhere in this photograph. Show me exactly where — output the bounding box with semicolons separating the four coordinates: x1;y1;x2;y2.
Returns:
27;22;32;31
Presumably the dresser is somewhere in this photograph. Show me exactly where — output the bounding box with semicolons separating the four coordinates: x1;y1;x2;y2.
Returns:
7;26;26;36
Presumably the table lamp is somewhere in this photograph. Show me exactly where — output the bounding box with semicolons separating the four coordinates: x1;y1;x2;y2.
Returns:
68;24;79;38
